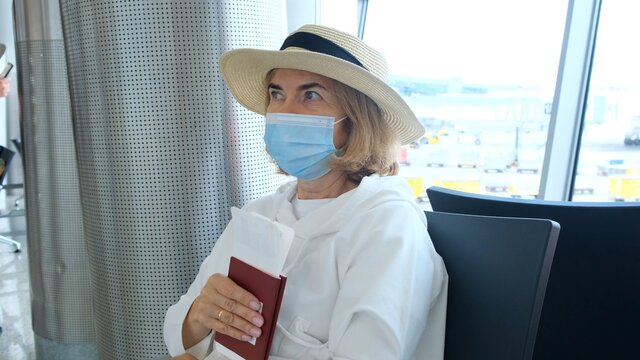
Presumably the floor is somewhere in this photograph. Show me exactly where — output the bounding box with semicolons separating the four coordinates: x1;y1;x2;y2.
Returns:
0;190;35;360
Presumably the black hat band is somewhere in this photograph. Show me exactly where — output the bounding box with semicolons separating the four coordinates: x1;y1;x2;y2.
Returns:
280;31;365;69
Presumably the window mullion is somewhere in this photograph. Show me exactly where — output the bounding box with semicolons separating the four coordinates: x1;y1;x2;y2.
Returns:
539;0;601;200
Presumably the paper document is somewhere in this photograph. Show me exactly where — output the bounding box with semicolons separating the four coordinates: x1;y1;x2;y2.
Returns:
213;207;294;360
230;207;294;276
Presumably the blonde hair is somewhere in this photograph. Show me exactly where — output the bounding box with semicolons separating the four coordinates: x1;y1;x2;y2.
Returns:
328;80;400;182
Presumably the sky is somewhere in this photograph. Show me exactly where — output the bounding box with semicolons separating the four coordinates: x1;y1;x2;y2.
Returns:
359;0;640;90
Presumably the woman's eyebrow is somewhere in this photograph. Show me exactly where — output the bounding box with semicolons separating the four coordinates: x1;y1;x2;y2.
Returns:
267;82;328;92
298;82;327;92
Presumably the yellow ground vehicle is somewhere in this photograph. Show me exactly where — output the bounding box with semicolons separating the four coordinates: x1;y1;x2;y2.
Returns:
414;128;449;147
404;177;424;199
609;176;640;201
433;179;482;194
411;132;442;148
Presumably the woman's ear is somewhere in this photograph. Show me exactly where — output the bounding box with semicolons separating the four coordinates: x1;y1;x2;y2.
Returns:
342;116;352;134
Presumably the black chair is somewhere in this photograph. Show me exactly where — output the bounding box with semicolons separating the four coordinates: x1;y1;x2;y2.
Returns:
427;186;640;359
9;138;24;208
425;211;559;360
0;145;21;252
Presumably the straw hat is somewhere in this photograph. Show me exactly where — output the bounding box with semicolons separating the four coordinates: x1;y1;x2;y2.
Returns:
219;24;424;145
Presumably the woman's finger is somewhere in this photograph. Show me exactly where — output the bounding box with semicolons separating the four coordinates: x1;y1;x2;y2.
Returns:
210;273;262;312
207;274;264;325
193;274;264;341
214;308;262;342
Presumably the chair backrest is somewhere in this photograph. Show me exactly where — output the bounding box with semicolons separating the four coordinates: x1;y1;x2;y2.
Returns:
0;145;15;184
427;186;640;359
11;138;22;158
425;210;559;360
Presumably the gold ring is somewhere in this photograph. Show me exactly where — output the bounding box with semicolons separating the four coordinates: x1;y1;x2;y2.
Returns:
217;310;224;321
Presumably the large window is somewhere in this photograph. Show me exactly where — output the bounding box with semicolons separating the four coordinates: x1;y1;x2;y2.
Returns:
573;1;640;202
363;0;568;204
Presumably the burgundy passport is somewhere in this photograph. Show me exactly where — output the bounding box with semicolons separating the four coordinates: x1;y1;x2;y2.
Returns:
214;256;287;360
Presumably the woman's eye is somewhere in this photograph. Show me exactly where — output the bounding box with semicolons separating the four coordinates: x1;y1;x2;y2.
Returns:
269;90;284;101
304;91;321;101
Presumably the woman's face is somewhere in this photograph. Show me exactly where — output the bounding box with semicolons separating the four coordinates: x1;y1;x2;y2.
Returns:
266;68;349;149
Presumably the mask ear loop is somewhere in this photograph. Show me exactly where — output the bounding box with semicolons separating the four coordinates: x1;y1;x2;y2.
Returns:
334;116;350;156
334;115;348;125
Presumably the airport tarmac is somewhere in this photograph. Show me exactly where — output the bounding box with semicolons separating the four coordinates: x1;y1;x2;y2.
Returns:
401;141;640;203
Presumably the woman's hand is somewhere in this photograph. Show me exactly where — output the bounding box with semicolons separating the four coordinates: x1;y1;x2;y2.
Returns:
182;273;265;348
0;78;10;97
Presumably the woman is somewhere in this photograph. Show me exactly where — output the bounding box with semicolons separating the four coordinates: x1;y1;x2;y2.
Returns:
165;24;447;360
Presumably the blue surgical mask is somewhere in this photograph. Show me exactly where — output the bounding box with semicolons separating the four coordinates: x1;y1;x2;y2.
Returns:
264;112;345;181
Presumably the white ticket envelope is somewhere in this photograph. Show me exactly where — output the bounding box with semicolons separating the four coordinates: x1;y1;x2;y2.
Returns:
230;207;294;277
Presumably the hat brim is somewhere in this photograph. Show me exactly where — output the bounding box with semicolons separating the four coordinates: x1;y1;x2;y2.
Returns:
219;48;424;145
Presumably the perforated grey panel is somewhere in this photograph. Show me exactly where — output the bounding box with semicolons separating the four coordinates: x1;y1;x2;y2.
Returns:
16;39;95;343
60;0;285;358
218;1;287;206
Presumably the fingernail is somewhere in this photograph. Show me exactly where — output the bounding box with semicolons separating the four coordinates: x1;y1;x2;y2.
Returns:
249;300;260;311
241;335;252;342
252;316;264;327
250;328;262;337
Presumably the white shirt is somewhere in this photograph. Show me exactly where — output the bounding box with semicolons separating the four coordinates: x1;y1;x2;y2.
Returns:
164;175;448;359
291;194;334;219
